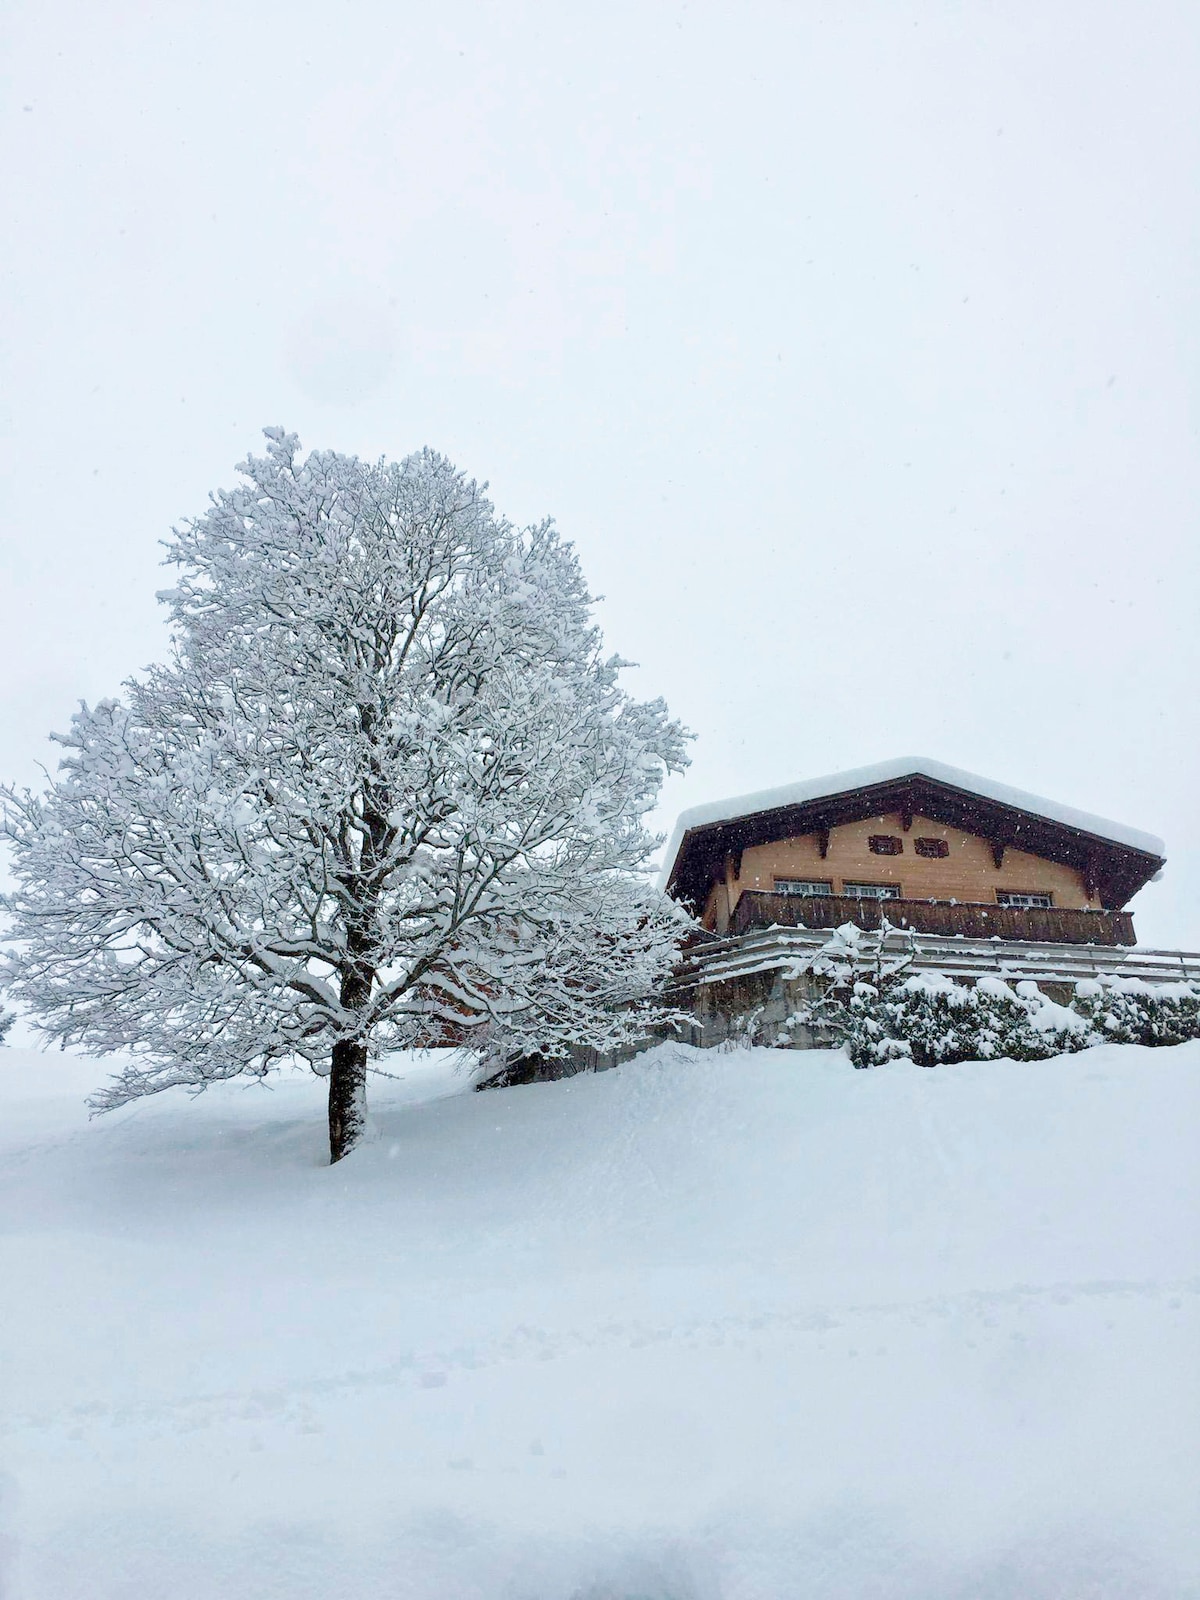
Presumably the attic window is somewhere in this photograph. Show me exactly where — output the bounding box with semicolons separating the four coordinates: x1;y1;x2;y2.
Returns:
774;878;832;897
868;835;903;856
996;891;1053;908
914;837;949;859
843;882;901;900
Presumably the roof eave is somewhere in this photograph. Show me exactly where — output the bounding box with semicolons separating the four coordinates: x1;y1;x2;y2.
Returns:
664;773;1166;911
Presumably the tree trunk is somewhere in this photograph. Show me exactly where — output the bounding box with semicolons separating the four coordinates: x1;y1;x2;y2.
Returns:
329;917;377;1163
328;1037;368;1163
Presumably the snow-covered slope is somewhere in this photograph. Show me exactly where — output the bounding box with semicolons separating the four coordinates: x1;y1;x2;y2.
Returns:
2;1041;1198;1599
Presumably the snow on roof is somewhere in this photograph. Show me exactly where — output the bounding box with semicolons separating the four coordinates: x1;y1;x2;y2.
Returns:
658;757;1166;890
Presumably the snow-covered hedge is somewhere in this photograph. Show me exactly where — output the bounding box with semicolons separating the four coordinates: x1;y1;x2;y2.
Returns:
795;925;1200;1066
831;972;1091;1067
1071;975;1200;1049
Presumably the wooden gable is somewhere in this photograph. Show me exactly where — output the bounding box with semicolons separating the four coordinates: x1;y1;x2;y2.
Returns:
666;769;1165;913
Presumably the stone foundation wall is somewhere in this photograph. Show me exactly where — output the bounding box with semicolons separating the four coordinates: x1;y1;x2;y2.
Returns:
682;967;1080;1052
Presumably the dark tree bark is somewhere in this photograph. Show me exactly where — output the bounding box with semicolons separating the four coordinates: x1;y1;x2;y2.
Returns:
328;1037;368;1163
328;952;374;1164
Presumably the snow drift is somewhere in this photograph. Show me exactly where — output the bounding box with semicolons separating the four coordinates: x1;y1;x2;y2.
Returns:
1;1040;1198;1598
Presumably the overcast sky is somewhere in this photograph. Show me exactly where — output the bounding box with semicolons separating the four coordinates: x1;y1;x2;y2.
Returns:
3;1;1197;947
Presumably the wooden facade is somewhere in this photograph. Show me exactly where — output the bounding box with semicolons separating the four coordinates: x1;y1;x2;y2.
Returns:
664;763;1165;950
701;810;1107;933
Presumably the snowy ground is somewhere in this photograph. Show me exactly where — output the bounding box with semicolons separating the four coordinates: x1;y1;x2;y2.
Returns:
1;1040;1198;1599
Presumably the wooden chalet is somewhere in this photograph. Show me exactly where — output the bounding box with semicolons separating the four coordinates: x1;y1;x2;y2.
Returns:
642;759;1194;1055
661;758;1165;948
549;762;1192;1071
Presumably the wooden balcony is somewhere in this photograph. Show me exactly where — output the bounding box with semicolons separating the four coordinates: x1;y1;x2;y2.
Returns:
728;891;1136;947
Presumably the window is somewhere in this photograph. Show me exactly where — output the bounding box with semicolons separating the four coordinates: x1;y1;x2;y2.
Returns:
774;879;833;896
868;835;903;856
996;891;1053;908
914;837;949;859
842;882;901;900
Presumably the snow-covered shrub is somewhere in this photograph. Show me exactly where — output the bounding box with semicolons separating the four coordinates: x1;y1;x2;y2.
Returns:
1072;975;1200;1047
807;968;1091;1068
791;921;923;1066
869;972;1093;1066
828;982;917;1067
793;926;1200;1067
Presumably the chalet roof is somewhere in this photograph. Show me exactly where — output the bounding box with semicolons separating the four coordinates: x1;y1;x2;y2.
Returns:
660;757;1166;912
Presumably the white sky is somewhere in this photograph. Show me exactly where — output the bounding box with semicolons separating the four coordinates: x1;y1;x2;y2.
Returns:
2;1;1197;947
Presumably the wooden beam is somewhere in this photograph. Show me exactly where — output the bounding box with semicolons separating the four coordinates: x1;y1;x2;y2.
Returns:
991;841;1006;869
816;828;830;859
1083;855;1099;901
901;810;914;832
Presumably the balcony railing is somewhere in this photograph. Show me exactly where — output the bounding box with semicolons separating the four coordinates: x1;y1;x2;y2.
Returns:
729;892;1136;947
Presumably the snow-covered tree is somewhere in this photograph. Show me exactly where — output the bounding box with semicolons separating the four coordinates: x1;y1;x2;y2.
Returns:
1;432;690;1160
